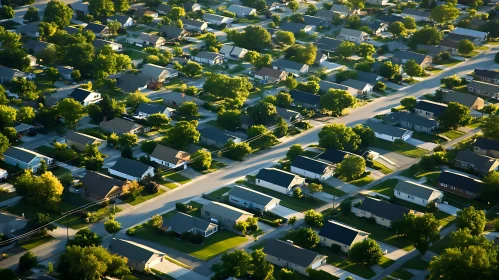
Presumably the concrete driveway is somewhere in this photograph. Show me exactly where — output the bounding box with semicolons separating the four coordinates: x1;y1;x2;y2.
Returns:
269;205;303;219
405;137;439;151
323;177;358;194
377;241;410;260
438;203;460;216
369;147;418;168
319;265;367;280
153;260;208;280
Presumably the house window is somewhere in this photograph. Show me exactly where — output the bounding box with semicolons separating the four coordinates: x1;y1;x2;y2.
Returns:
407;195;414;199
396;191;400;195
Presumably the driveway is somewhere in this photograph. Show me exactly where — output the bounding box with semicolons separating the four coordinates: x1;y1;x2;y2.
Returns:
153;260;191;279
319;265;367;280
269;205;303;220
377;241;410;260
438;203;460;216
368;147;418;168
323;177;358;194
405;137;438;151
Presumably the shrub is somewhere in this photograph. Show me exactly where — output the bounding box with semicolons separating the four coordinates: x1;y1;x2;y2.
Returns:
188;233;204;244
367;217;376;224
331;244;342;253
340;199;352;215
126;228;136;236
426;201;438;213
180;231;192;240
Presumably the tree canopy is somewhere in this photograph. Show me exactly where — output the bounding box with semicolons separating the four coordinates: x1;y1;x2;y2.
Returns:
318;123;361;152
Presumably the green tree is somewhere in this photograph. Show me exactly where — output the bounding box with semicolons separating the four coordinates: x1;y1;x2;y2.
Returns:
177;101;198;117
114;0;129;12
231;25;271;51
11;78;37;100
319;123;360;151
275;92;293;108
275;30;295;45
285;43;317;65
23;6;40;22
251;249;274;280
164;120;200;149
191;149;212;171
248;101;277;125
482;116;499;140
431;4;460;23
67;227;102;247
352;124;375;148
151;214;163;230
27;213;57;235
107;21;121;36
293;187;303;199
401;96;418;111
349;239;383;266
247;125;277;149
19;252;38;273
455;206;486;235
43;0;73;28
147;113;170;130
82;143;105;171
408;27;443;49
274;117;288;138
223;140;251;161
286;144;303;161
169;6;186;20
403;17;416;29
337;41;357;58
118;133;139;147
71;69;82;81
304;209;323;227
289;227;320;248
212;249;252;279
356;43;376;58
336;155;366;180
182;61;203;77
0;133;9;154
0;105;16;129
17;106;35;123
45;66;60;83
15;171;64;210
56;98;84;129
393;213;440;254
104;218;121;234
438;102;472;129
306;4;317;15
457;39;475;55
320;89;356;116
441;75;463;89
296;80;320;94
288;216;297;227
89;0;114;16
0;6;14;19
288;0;299;13
203;73;252;101
495;52;499;64
404;59;423;77
379;61;401;81
217;110;242;131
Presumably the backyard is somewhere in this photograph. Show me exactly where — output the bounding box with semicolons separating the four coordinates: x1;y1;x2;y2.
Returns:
371;139;428;158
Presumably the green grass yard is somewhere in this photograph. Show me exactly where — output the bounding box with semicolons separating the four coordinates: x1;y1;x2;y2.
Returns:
380;256;396;268
402;254;429;271
35;145;56;157
125;189;166;206
430;234;452;254
18;235;55;250
411;132;447;144
371;161;393;175
163;172;191;185
321;183;347;197
390;268;415;280
201;160;227;175
369;178;398;197
313;246;376;279
438;129;465;140
347;176;374;187
205;187;232;201
371;139;428;158
0;191;16;202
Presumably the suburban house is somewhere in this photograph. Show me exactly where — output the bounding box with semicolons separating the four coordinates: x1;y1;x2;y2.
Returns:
117;73;149;93
150;144;190;170
442;90;485;110
109;157;155;181
340;79;373;94
272;59;309;75
134;8;159;18
366;121;413;142
369;21;389;35
126;33;166;47
65;131;107;151
319;80;357;95
254;67;287;84
401;8;431;21
338;28;368;44
157;3;171;14
16;22;40;38
356;71;386;85
199;127;242;148
100;118;148;135
69;88;102;106
318;220;369;253
354;197;413;227
303;15;330;28
279;22;314;34
226;5;257;17
366;0;388;5
162;212;218;237
63;26;80;34
315;53;328;65
263;239;327;275
383;112;438;133
438;39;460;54
190;52;224;65
228;185;280;213
14;123;34;137
141;63;178;83
23;39;53;54
107;15;133;27
330;4;350;17
415;100;448;118
3;147;53;172
394;180;444;207
81;171;129;201
316;37;342;54
437;171;483;198
455;150;499;176
83;22;109;37
474;137;499;158
93;39;122;51
181;18;208;32
0;211;27;237
200;201;254;232
57;66;74;80
71;2;89;18
378;14;404;24
474;68;499;84
159;25;188;40
467;80;499;99
219;45;248;60
0;168;7;180
255;168;306;194
450;27;487;43
136;102;175;118
109;239;164;272
290;156;334;180
289;89;320;108
317;149;358;165
391;50;432;68
181;1;201;12
0;66;33;84
203;13;233;26
316;9;335;21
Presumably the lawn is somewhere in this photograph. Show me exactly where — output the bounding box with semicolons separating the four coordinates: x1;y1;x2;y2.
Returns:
321;183;347;197
402;254;429;271
125;189;166;206
163;172;191;185
399;167;441;181
205;187;232;201
334;214;414;251
442;190;488;210
369;178;398;198
411;132;447;144
123;49;146;60
35;145;56;157
162;182;179;190
371;161;393;175
434;210;456;229
467;121;483;129
390;268;415;280
313;246;376;279
135;225;248;260
379;256;396;268
371;139;428;158
347;175;374;187
435;58;462;66
18;235;55;250
438;130;465;140
201;160;227;175
430;234;452;254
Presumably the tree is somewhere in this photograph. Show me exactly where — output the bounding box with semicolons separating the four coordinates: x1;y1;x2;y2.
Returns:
71;69;81;81
286;144;303;161
19;252;38;273
0;105;16;129
191;149;212;171
289;227;320;248
293;187;303;199
251;249;274;280
164;120;200;149
89;0;114;16
223;140;251;161
392;213;440;254
11;78;37;100
404;59;423;77
319;124;361;152
125;91;150;110
307;183;322;197
114;0;129;12
296;81;320;94
431;4;460;23
15;171;64;210
357;43;376;58
337;41;357;58
288;0;299;13
285;44;317;65
352;124;375;148
44;0;73;28
401;96;417;111
304;209;323;228
0;6;14;19
217;110;241;131
403;17;416;29
121;145;133;158
169;6;186;20
118;133;139;147
408;27;443;49
147;113;170;130
231;25;271;51
457;39;475;55
482;116;499;140
349;239;383;266
67;227;101;247
305;3;317;15
23;6;40;22
0;268;17;280
438;102;472;129
27;213;57;235
151;214;163;230
379;61;401;81
177;101;198;117
288;216;297;227
320;89;356;116
212;249;252;279
104;218;121;234
346;15;361;29
107;21;121;36
0;133;9;154
203;73;252;101
336;156;366;180
82;143;104;171
441;75;463;89
56;98;84;129
248;101;277;125
275;92;293;108
247;125;277;149
456;206;486;235
182;61;203;77
274;117;288;138
275;30;295;45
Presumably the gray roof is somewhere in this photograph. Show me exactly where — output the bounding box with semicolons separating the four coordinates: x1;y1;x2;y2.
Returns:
384;112;437;128
199;127;240;143
163;212;217;234
100;118;141;134
254;67;286;79
317;149;357;164
109;239;159;264
289;89;320;105
229;185;279;207
84;22;108;34
81;171;125;200
3;147;45;164
192;51;222;60
468;80;499;93
16;22;39;34
394;180;441;200
291;156;332;174
64;26;80;34
117;73;149;92
57;66;74;75
23;39;52;53
93;38;121;49
272;59;307;71
392;50;430;65
141;63;167;79
455;150;498;172
275;107;300;120
339;28;365;38
442;90;483;108
226;4;256;15
475;137;499;152
319;220;368;245
356;71;384;84
303;15;328;26
159;25;186;39
366;121;411;138
256;168;301;188
331;4;349;14
14;123;33;133
181;17;206;28
415;100;447;116
263;239;326;268
66;131;104;145
316;37;342;51
0;65;28;80
201;201;253;221
341;79;371;91
402;8;431;18
438;171;483;193
203;13;228;22
279;22;308;33
108;15;131;25
474;68;499;80
319;80;356;95
150;144;189;165
136;102;168;115
358;197;411;221
110;157;152;178
316;9;335;20
69;88;97;103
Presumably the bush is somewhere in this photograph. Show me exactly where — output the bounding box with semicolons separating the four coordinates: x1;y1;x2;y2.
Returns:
426;201;438;213
180;231;192;240
331;244;342;253
176;202;188;213
340;199;352;215
188;233;204;244
126;228;136;236
367;217;376;224
19;251;38;273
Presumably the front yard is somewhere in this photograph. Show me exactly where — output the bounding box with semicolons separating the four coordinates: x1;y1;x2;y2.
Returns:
123;189;166;206
205;187;231;201
163;171;191;185
371;139;428;158
313;246;377;279
438;129;465;140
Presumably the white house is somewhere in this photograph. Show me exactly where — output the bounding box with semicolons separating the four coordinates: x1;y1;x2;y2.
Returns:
338;28;368;44
228;185;280;213
400;8;431;22
319;220;370;253
149;144;190;170
255;168;305;194
366;121;413;142
290;156;334;180
135;102;175;118
109;239;164;272
226;5;257;18
3;147;53;172
109;157;154;181
69;88;102;106
107;15;134;27
190;52;224;65
354;197;413;227
0;168;7;180
394;180;444;207
219;45;248;60
450;27;488;43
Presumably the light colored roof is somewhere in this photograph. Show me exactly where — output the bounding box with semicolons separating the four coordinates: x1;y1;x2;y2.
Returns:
340;28;365;38
331;4;349;13
3;147;49;164
66;131;104;145
226;4;256;15
451;27;487;39
201;201;253;221
100;118;141;134
394;180;442;200
228;185;280;207
366;120;411;138
141;63;166;79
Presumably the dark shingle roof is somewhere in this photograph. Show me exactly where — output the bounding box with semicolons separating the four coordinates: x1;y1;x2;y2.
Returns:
66;131;103;145
84;22;108;34
366;121;411;138
108;15;131;25
163;212;216;234
110;157;152;178
159;25;186;39
229;185;279;207
468;80;499;93
199;127;239;143
4;147;40;163
136;102;167;115
181;17;206;27
475;137;499;151
81;171;125;200
193;51;221;60
395;180;440;200
474;68;499;80
442;90;482;108
415;100;447;116
392;50;430;65
319;220;368;245
438;171;483;193
356;71;384;84
302;15;328;26
254;67;285;79
317;149;354;164
272;59;307;71
378;14;404;24
455;150;498;172
263;239;326;268
256;168;300;188
289;90;320;106
69;88;95;103
384;112;437;128
358;197;411;221
291;156;331;174
109;239;158;263
316;37;342;51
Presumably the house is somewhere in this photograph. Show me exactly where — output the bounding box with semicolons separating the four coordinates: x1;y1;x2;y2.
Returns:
57;66;74;80
316;9;335;21
369;21;389;35
3;147;53;172
391;51;432;68
451;27;487;43
319;220;369;253
356;71;386;85
162;91;203;107
330;4;350;18
69;88;102;106
159;25;187;40
303;15;330;28
366;121;413;142
437;170;483;198
162;212;218;237
100;118;147;135
289;89;320;108
367;0;388;5
93;39;122;51
474;68;499;84
474;137;499;158
107;15;133;27
182;1;201;12
354;197;413;227
109;239;164;272
442;90;484;110
109;157;155;181
116;73;150;92
65;131;107;151
401;8;431;22
279;22;314;34
467;80;499;99
16;22;40;38
23;39;53;54
14;123;34;137
136;102;175;118
219;45;248;60
291;156;334;180
81;171;128;201
0;66;32;84
240;114;255;130
255;168;305;194
200;201;254;232
150;144;190;169
228;185;280;213
64;26;80;34
317;149;359;165
276;107;302;123
272;59;309;75
417;44;446;56
0;211;26;237
338;28;368;44
316;37;342;54
157;3;171;14
415;100;448;118
181;18;208;32
315;53;328;65
263;239;327;275
72;2;89;18
446;33;477;44
126;33;165;47
199;127;242;148
469;18;487;30
254;67;287;84
383;112;438;133
378;14;404;24
319;80;357;95
84;22;109;37
226;5;257;18
190;52;224;65
141;63;178;82
203;13;233;26
134;8;159;19
394;180;444;206
266;0;282;11
455;150;499;176
341;79;373;94
438;39;460;54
